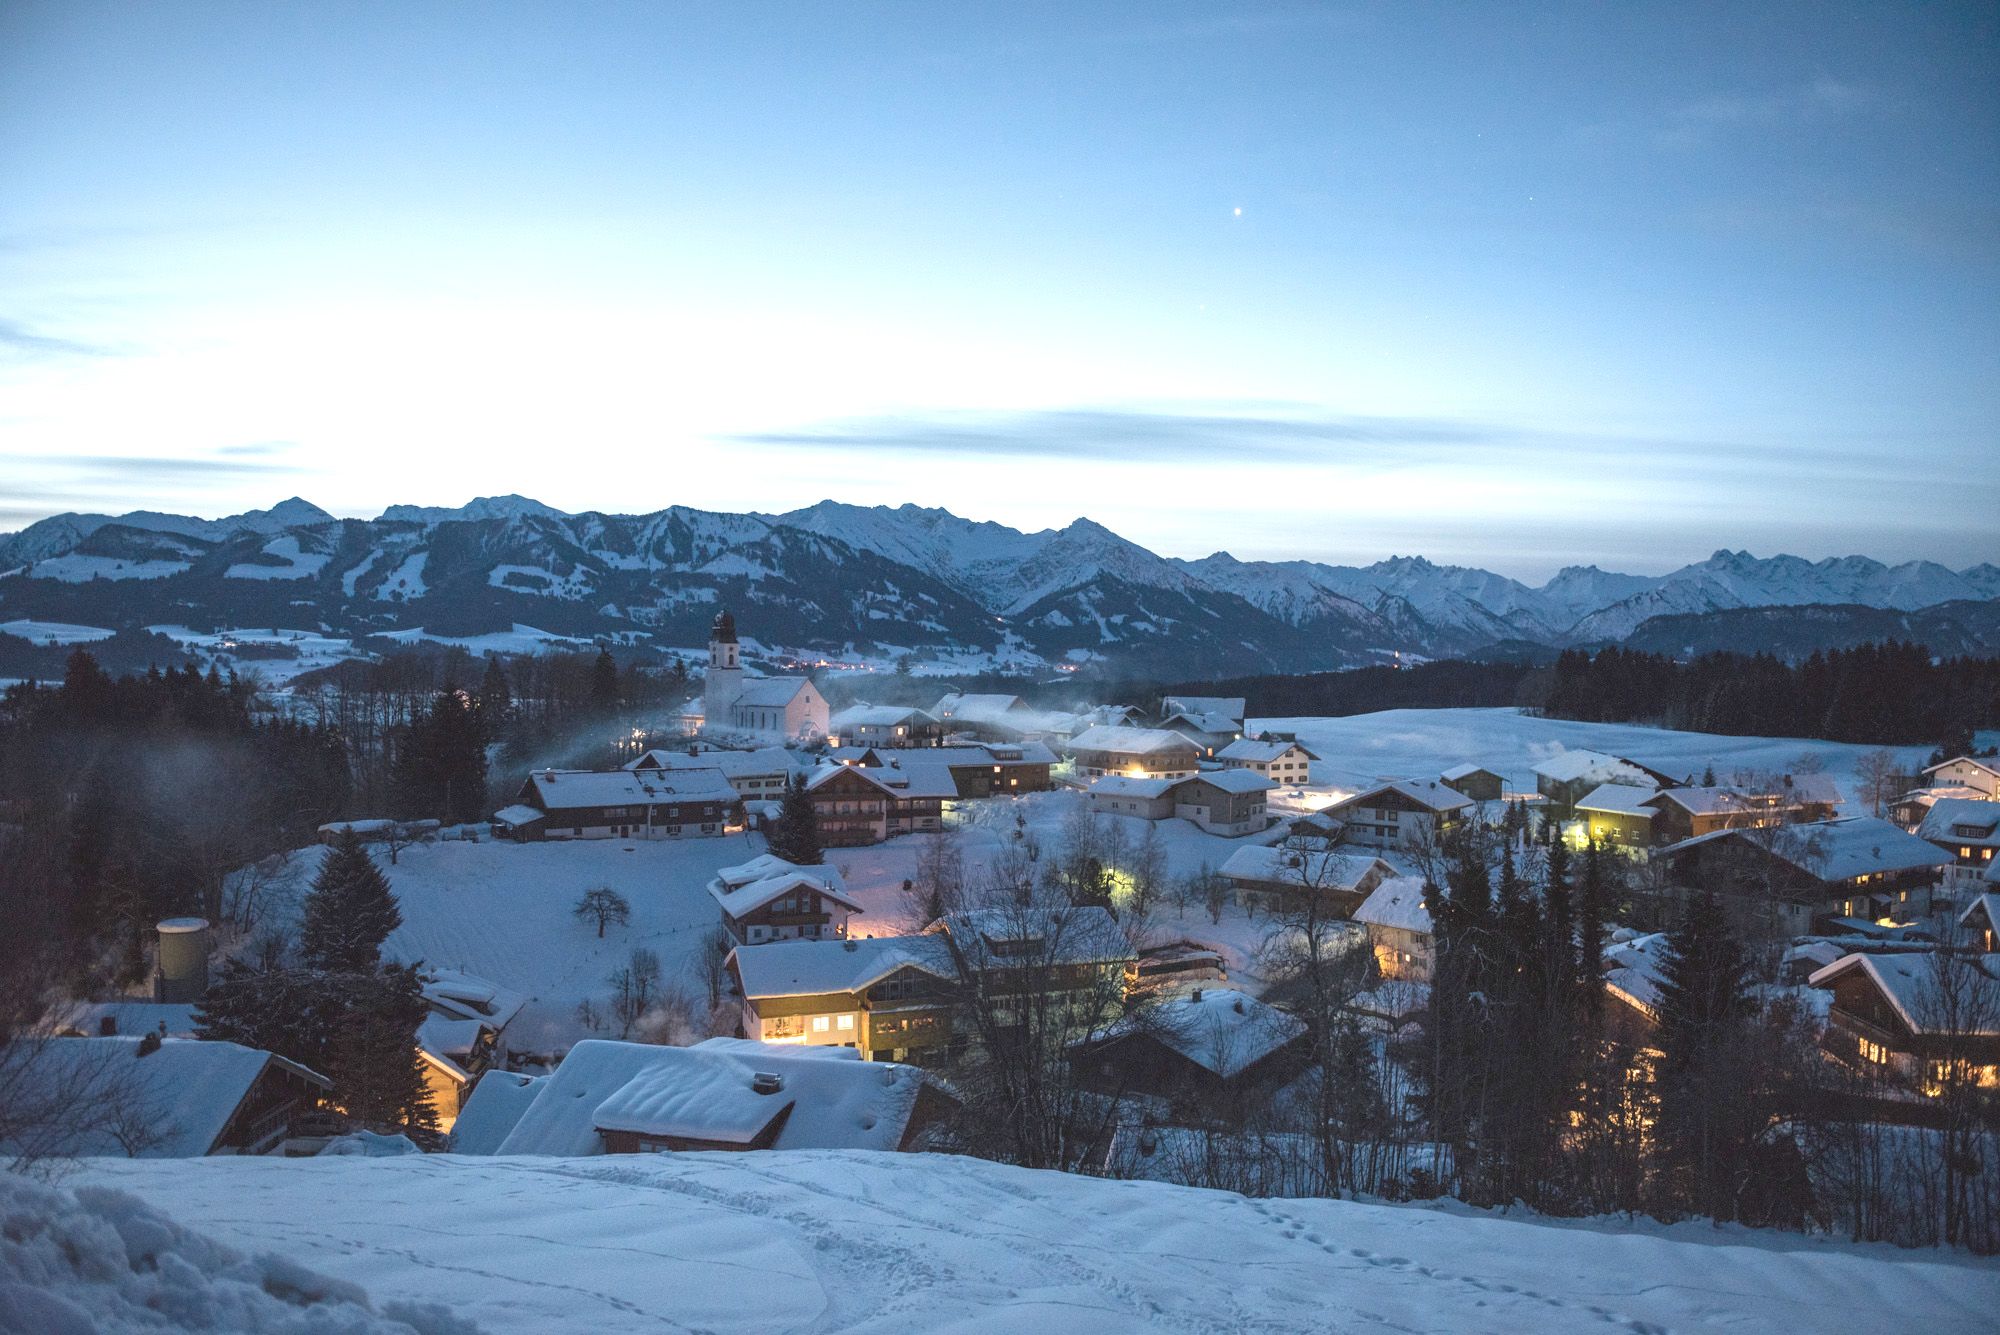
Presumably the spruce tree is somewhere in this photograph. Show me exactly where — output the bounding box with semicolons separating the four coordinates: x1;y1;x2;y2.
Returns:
300;831;401;972
766;773;823;865
1575;837;1608;1018
477;655;513;741
590;647;620;717
328;964;436;1135
1651;891;1758;1220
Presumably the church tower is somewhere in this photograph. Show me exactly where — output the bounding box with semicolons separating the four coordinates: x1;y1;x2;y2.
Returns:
703;609;743;729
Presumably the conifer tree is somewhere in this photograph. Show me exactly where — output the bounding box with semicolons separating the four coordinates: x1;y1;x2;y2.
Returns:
327;964;436;1135
300;831;401;973
477;655;513;741
589;647;620;717
1650;891;1758;1220
1575;837;1608;1019
765;772;823;865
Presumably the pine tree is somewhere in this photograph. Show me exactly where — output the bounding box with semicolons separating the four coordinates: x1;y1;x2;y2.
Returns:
327;964;436;1135
477;655;513;741
1575;837;1607;1019
590;647;620;717
300;831;401;972
765;773;823;865
1651;891;1758;1220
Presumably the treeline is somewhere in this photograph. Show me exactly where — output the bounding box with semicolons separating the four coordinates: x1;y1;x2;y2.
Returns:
1542;642;2000;745
1150;658;1533;718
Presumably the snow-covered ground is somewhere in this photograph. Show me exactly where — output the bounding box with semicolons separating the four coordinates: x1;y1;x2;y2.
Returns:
72;1152;2000;1334
374;623;646;655
147;625;371;686
0;617;117;645
1263;707;1935;809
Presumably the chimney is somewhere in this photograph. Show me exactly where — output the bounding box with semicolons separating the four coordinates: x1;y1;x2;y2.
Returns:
752;1072;784;1095
136;1030;162;1057
98;1015;117;1036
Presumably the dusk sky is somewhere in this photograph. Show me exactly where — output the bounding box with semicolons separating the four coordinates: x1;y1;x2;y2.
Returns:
2;2;1995;581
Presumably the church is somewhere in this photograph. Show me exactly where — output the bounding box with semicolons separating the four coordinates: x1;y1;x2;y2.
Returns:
702;610;830;743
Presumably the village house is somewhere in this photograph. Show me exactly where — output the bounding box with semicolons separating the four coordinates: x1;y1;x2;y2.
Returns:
627;744;806;803
701;611;830;742
832;741;1056;798
1574;783;1660;850
1643;777;1838;845
491;767;738;841
4;1037;330;1159
928;905;1136;1030
1920;755;2000;800
1650;816;1950;936
805;762;956;845
1069;986;1306;1114
1219;843;1398;916
1160;695;1246;727
487;1038;948;1155
1170;770;1276;836
1917;798;2000;895
708;853;864;945
414;969;527;1129
1961;891;2000;952
1532;749;1668;810
1067;725;1202;780
1810;951;2000;1091
1321;779;1471;852
1087;774;1178;820
930;692;1040;741
1158;710;1243;758
1216;737;1319;785
728;935;959;1063
829;704;945;748
1351;876;1434;981
1439;763;1505;803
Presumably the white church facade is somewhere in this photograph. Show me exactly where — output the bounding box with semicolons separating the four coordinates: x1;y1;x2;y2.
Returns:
701;610;830;743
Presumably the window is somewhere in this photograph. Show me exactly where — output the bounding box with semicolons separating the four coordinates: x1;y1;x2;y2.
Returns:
812;1015;831;1033
835;1014;855;1031
1859;1038;1888;1066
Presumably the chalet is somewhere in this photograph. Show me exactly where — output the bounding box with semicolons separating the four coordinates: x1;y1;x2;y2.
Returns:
708;853;864;945
1286;809;1346;846
931;692;1038;741
836;741;1057;798
1352;876;1434;981
55;1001;198;1039
1810;951;2000;1089
1961;891;2000;952
1067;725;1201;780
1219;843;1397;915
492;1038;946;1155
1216;737;1319;785
1159;710;1243;758
1160;695;1246;727
1322;779;1471;852
1170;770;1275;837
1532;750;1664;810
1650;816;1950;936
1069;987;1305;1111
1574;783;1660;850
415;968;526;1127
829;704;945;748
1644;778;1837;845
627;744;805;802
1131;940;1228;993
929;905;1136;1026
1088;774;1178;820
447;1071;547;1154
805;762;955;845
1916;798;2000;894
1921;755;2000;800
729;935;959;1063
1439;763;1505;802
493;767;738;841
702;611;830;742
2;1038;330;1159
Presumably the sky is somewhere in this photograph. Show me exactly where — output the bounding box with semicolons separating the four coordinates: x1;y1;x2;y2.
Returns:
1;1;1996;582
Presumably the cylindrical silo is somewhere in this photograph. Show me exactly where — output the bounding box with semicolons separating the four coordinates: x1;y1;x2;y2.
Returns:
155;917;211;1003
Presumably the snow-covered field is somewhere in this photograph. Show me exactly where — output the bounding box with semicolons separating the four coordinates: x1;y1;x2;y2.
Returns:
148;625;371;686
1263;707;1936;809
0;617;117;645
71;1152;2000;1334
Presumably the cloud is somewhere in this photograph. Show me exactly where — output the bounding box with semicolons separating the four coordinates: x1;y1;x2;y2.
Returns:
217;440;296;457
0;318;113;359
54;454;304;482
732;408;1510;462
1654;77;1878;149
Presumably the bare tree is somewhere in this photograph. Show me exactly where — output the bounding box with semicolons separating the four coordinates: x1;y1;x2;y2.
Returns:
905;832;967;927
573;886;632;939
1853;748;1904;818
607;947;662;1039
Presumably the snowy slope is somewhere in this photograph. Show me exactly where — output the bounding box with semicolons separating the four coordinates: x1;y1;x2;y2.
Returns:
75;1153;2000;1335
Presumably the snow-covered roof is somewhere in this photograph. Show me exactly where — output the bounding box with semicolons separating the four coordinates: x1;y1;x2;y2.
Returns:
936;905;1136;972
1220;844;1392;892
1089;988;1303;1079
1352;877;1432;936
1783;940;1847;972
1181;769;1277;796
1068;725;1197;755
1918;797;2000;846
1160;695;1246;721
1808;951;2000;1037
1532;749;1656;788
490;803;544;827
1217;738;1315;764
1655;816;1949;883
523;768;738;812
1439;762;1496;782
417;1016;486;1082
1961;893;2000;931
54;1002;197;1039
496;1038;924;1154
1922;755;2000;780
1601;932;1672;1018
708;854;861;919
877;741;1058;768
1647;786;1756;817
420;967;527;1032
1331;779;1473;815
1576;783;1661;818
1089;774;1177;800
831;704;937;729
807;761;959;799
931;693;1029;726
2;1038;327;1159
447;1072;545;1155
628;746;804;779
1161;711;1241;736
734;677;815;708
730;935;957;999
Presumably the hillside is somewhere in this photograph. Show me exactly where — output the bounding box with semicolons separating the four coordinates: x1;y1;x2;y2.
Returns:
69;1152;1999;1334
3;496;1996;677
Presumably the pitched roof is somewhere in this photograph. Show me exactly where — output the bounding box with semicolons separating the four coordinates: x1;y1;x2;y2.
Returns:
806;761;959;799
1917;797;2000;846
830;704;937;729
1089;774;1177;800
1655;816;1949;882
1220;844;1392;892
1161;711;1241;736
931;693;1029;726
1088;988;1304;1078
1331;779;1474;815
1068;725;1197;755
1181;769;1277;796
733;677;815;708
1216;738;1315;764
54;1001;198;1039
1532;749;1656;788
730;935;957;999
523;768;738;811
627;746;804;779
1576;783;1662;818
1809;951;2000;1037
707;854;861;918
1352;877;1433;935
935;905;1136;971
495;1038;925;1154
1922;755;2000;780
448;1071;545;1155
1160;696;1246;720
1439;762;1496;782
419;967;527;1032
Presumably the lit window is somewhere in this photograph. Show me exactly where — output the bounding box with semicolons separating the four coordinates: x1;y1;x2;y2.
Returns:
812;1015;831;1033
836;1014;855;1030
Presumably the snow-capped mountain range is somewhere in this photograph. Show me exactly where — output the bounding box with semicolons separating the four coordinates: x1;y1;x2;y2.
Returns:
2;496;1996;675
